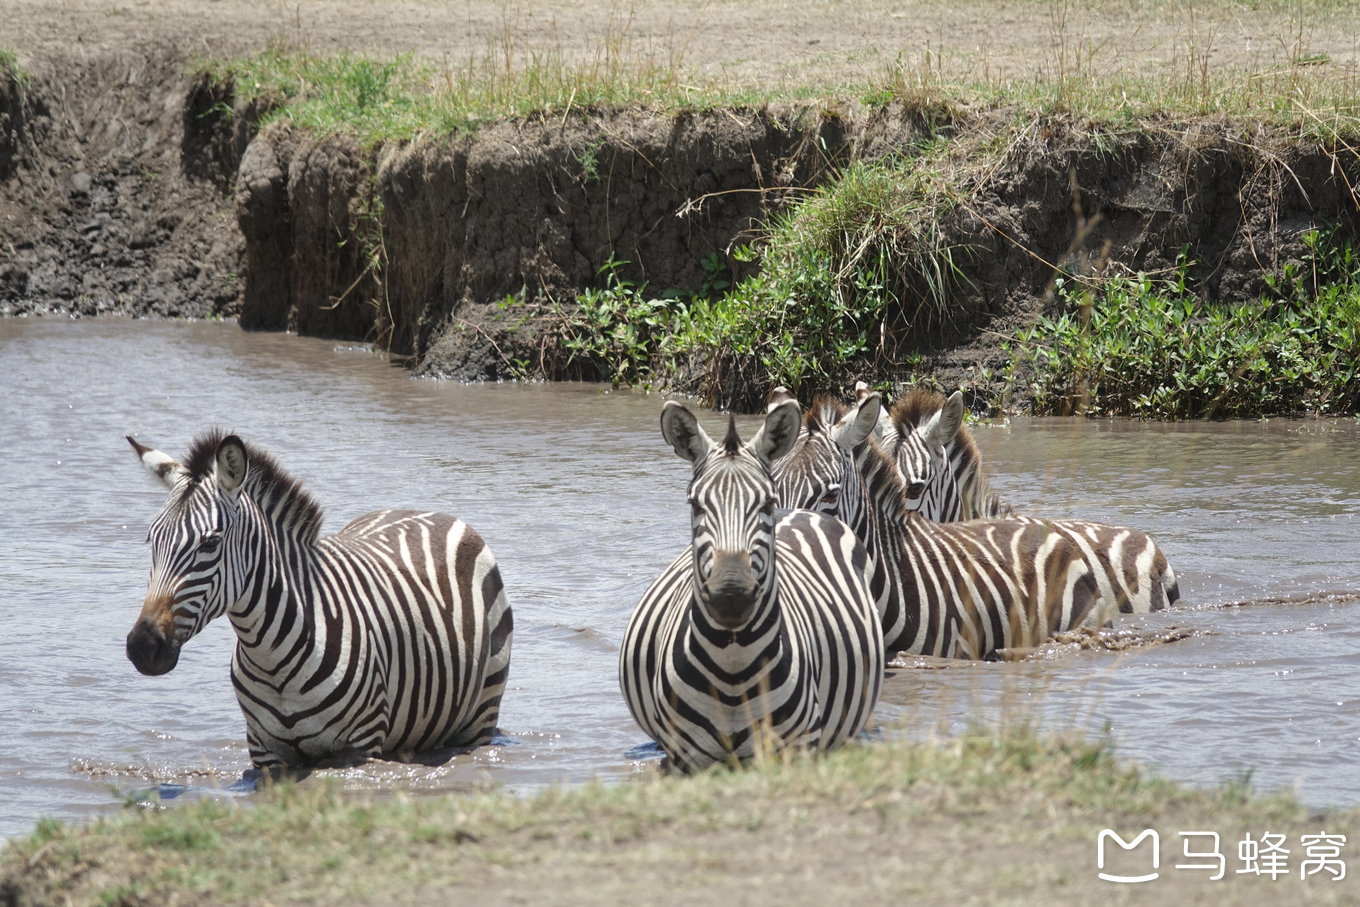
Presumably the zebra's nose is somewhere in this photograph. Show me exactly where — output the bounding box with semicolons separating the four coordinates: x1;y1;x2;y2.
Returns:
703;552;757;629
126;618;181;676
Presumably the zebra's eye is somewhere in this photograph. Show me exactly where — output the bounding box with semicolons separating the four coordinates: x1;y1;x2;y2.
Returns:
906;481;927;499
198;533;223;554
819;484;841;506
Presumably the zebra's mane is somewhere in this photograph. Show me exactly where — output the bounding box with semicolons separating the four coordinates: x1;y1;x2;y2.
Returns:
888;388;984;469
803;395;844;435
183;429;325;544
886;388;948;430
721;415;743;454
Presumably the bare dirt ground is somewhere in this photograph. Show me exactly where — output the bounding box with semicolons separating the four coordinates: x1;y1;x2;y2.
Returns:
10;0;1360;84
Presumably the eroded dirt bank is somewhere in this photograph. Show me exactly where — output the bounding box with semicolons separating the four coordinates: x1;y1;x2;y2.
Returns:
3;46;1359;407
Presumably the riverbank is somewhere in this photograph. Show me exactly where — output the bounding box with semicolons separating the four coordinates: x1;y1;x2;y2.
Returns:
3;2;1360;413
2;728;1354;906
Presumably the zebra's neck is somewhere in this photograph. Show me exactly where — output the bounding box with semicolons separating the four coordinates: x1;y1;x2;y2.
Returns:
685;573;783;665
850;439;925;648
946;439;994;520
223;481;321;663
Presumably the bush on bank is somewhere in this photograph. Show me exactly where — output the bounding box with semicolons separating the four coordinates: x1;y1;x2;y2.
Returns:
1006;229;1360;419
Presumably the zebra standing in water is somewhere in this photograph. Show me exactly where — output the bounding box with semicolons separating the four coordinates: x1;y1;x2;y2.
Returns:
854;383;1013;520
619;400;883;772
125;430;513;770
770;389;1167;659
861;384;1179;614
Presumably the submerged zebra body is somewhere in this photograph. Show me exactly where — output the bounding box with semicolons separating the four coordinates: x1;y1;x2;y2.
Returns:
869;385;1179;614
126;431;513;770
619;401;883;772
771;391;1160;658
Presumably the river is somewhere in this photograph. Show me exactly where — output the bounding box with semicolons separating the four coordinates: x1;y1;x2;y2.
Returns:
1;318;1357;839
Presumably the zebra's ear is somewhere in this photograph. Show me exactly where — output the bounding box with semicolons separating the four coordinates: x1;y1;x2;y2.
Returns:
214;435;249;493
833;391;881;452
923;390;966;447
128;436;187;490
766;385;798;412
751;398;801;466
660;401;713;464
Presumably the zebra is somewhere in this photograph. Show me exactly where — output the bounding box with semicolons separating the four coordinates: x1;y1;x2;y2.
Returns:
861;384;1180;614
853;382;1013;520
618;400;884;772
125;430;513;771
769;390;1172;659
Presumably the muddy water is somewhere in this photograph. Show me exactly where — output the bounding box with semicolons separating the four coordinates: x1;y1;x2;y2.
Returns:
1;319;1358;839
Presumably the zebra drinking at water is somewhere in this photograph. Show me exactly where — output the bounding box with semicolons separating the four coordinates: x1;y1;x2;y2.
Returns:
861;384;1179;615
125;430;513;771
769;390;1170;658
619;400;884;772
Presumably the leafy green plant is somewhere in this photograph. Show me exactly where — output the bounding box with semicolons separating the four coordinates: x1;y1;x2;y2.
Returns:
559;257;680;389
669;157;973;409
576;140;604;183
1006;231;1360;418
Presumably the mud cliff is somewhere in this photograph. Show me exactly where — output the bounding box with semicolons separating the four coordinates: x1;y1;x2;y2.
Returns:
2;48;1358;405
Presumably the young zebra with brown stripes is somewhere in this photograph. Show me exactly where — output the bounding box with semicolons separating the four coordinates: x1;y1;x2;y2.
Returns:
769;390;1173;659
126;430;513;771
619;400;884;772
858;383;1179;615
853;382;1013;521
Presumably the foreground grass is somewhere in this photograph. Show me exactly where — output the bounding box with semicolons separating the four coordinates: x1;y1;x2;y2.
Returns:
3;730;1353;905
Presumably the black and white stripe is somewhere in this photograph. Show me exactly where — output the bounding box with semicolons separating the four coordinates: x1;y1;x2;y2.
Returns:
873;385;1179;615
771;392;1168;659
619;401;883;772
126;430;513;770
857;384;1013;521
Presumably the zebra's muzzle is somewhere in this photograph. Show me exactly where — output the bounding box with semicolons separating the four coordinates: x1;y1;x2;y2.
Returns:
702;552;758;629
126;618;182;676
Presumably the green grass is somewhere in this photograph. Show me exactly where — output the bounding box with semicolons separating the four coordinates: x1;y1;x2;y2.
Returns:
553;154;973;408
1006;230;1360;418
677;154;972;406
208;48;1360;146
0;48;24;85
0;728;1330;905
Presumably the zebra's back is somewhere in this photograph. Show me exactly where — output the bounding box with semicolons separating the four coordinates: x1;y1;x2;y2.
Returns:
1011;516;1179;615
887;516;1101;659
882;388;1178;623
620;510;883;772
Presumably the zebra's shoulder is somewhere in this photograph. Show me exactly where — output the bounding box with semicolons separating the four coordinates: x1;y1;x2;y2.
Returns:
774;508;867;557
